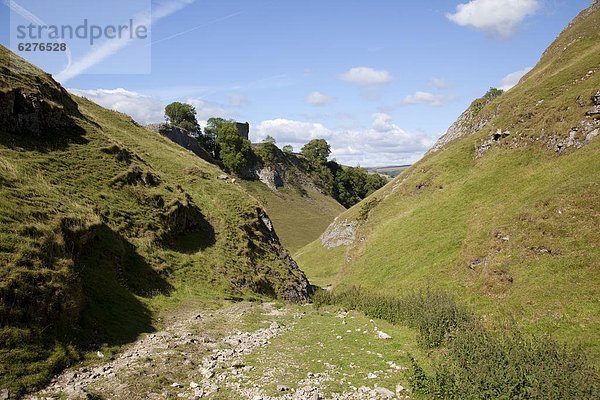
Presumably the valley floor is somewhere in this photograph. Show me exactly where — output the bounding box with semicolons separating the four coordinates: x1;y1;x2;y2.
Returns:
25;302;420;400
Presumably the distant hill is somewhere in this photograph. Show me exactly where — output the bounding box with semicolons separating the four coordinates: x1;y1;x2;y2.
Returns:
296;2;600;361
0;45;310;395
366;165;411;180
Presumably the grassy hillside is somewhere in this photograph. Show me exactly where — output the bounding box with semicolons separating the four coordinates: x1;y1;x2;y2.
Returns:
297;2;600;360
242;181;344;253
0;46;310;395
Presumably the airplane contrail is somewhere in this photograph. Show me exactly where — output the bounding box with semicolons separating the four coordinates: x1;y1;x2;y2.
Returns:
2;0;73;72
151;10;245;46
55;0;196;83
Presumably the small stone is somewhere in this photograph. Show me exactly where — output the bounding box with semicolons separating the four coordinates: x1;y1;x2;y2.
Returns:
171;382;182;388
277;384;290;392
375;387;395;398
96;351;105;358
377;331;392;339
396;384;406;392
190;381;199;389
367;372;378;379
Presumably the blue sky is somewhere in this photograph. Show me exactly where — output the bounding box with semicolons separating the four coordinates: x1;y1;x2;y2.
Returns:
1;0;593;166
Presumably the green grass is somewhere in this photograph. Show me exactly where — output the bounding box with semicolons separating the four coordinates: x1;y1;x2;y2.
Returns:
296;4;600;363
0;47;307;395
315;288;600;399
243;304;424;398
241;180;344;253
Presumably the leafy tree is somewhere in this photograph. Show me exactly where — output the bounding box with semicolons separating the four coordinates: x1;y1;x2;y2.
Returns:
202;117;232;158
365;173;387;196
263;135;276;145
323;161;387;208
204;117;229;138
177;120;199;134
282;145;294;154
301;139;331;166
197;133;217;157
215;121;252;174
483;87;504;100
256;143;278;166
164;102;199;132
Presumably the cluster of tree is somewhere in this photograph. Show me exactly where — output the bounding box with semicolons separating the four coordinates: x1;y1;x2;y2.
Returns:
300;139;387;208
164;102;200;134
163;103;253;174
471;87;504;116
163;102;386;207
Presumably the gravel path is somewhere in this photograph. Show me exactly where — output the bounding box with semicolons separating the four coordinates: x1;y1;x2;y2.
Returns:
26;303;410;400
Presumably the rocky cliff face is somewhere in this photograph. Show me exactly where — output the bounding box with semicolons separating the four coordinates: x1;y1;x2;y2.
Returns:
146;123;216;163
0;50;82;135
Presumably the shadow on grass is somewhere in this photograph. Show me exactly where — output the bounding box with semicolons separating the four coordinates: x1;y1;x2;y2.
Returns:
0;224;173;397
74;224;173;347
0;121;88;152
165;212;216;254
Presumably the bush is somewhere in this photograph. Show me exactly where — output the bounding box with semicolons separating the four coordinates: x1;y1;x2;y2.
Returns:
256;142;278;166
313;287;600;399
214;122;253;175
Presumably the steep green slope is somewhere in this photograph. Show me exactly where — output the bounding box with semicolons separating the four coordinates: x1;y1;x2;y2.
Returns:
0;46;310;395
242;181;345;253
297;3;600;358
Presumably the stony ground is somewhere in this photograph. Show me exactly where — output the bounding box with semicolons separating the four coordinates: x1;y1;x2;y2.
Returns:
26;302;418;400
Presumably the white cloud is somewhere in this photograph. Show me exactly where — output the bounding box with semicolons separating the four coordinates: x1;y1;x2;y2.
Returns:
499;67;532;91
429;78;448;89
69;88;235;125
254;113;433;167
69;88;165;124
306;91;336;106
339;67;393;86
185;98;232;120
254;119;333;144
400;91;456;107
446;0;540;38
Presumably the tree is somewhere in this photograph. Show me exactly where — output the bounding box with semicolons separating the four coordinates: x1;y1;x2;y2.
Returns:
256;142;278;166
282;145;293;154
301;139;331;166
483;87;504;100
202;117;232;158
164;102;199;133
263;135;276;145
365;173;387;195
215;121;252;174
204;117;229;138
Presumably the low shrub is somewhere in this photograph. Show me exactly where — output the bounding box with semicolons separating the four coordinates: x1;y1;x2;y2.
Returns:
314;287;600;399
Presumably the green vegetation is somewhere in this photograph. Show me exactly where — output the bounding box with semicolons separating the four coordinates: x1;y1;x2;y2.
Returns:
255;137;279;166
471;87;504;116
0;47;307;395
301;138;331;165
214;121;253;174
241;181;345;253
164;102;200;133
296;139;387;208
282;144;294;154
296;3;600;365
315;288;600;399
329;163;387;208
242;303;424;398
